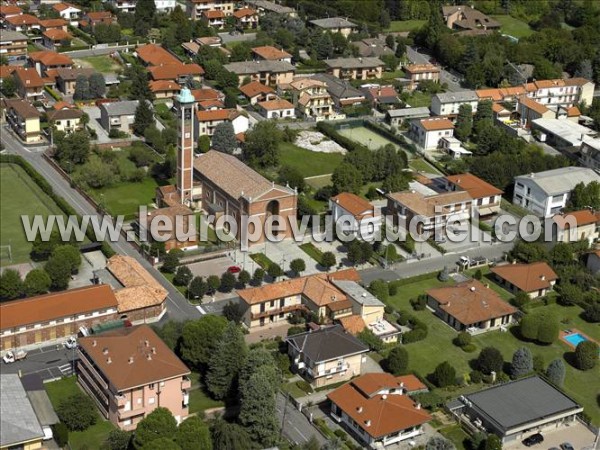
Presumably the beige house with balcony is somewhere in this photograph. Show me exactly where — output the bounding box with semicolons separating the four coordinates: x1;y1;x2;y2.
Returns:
325;57;384;81
286;325;368;388
187;0;234;20
309;17;357;37
3;98;42;143
290;78;334;118
77;325;191;431
224;60;295;87
47;107;83;134
551;210;600;245
0;30;28;61
404;64;440;91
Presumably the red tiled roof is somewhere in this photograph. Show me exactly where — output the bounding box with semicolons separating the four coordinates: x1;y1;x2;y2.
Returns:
417;118;454;131
233;7;256;18
13;67;45;88
553;210;600;229
39;18;68;28
491;262;558;293
202;9;224;19
252;45;292;61
0;5;22;16
29;50;73;67
43;29;72;41
53;2;80;12
149;80;181;92
6;13;38;25
445;173;503;199
136;44;181;66
85;11;112;20
191;87;221;101
330;192;376;220
239;81;274;98
148;63;204;81
196;108;236;122
257;98;294;110
0;65;17;79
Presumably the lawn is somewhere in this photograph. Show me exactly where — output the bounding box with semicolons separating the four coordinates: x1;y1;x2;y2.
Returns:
491;15;534;38
250;252;276;269
45;376;115;450
403;91;432;108
382;69;405;80
279;142;344;178
188;387;224;414
299;242;324;264
409;158;443;175
387;19;426;32
439;425;469;450
89;177;161;219
74;56;120;73
305;174;332;190
0;164;66;264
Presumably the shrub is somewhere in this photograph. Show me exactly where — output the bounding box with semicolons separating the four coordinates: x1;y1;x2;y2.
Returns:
388;283;398;296
57;393;97;431
583;303;600;323
357;328;384;352
296;380;313;394
413;391;443;409
469;370;483;383
454;331;472;348
473;269;483;280
462;344;477;353
510;347;533;379
575;341;598;370
545;358;566;386
384;305;395;315
384;346;409;375
432;361;456;387
476;347;503;375
410;294;427;311
52;422;69;447
402;328;428;343
287;326;305;337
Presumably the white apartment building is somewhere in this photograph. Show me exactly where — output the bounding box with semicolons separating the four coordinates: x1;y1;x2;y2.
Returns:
186;0;234;20
108;0;175;13
525;78;595;108
431;90;478;116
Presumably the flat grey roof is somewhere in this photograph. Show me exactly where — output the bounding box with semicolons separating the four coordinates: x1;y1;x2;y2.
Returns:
532;118;597;147
310;17;357;29
0;30;28;42
0;375;45;447
465;376;582;431
332;280;385;307
325;57;384;70
100;100;139;116
387;107;430;118
515;166;600;196
286;325;368;363
434;90;478;103
224;60;295;75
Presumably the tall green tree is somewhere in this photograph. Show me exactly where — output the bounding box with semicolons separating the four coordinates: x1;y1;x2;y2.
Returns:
126;64;153;101
432;361;456;387
44;254;72;290
134;0;156;35
210;419;254;450
211;121;237;154
23;268;51;297
243;121;282;168
545;358;566;386
476;347;503;375
206;322;248;399
180;315;227;370
73;75;90;100
134;100;154;136
332;163;363;195
133;408;177;449
575;341;598;370
88;73;106;98
454;104;473;141
385;345;409;375
510;347;533;378
239;366;279;446
316;33;334;59
0;269;23;301
174;416;212;450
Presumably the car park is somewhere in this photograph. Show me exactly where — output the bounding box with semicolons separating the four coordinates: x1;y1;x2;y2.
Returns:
522;433;544;446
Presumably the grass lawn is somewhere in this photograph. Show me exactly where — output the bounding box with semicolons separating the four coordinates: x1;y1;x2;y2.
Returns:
0;164;65;264
439;425;469;450
491;15;534;38
74;56;119;73
250;252;276;269
403;91;432;108
89;177;160;219
45;376;115;450
338;126;401;151
382;69;405;80
279;142;344;178
188;387;224;414
299;242;324;263
305;174;332;190
282;381;309;399
409;158;443;175
388;20;426;32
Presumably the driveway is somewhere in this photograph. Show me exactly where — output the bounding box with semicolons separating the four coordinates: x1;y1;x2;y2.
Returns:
505;422;596;450
82;106;111;144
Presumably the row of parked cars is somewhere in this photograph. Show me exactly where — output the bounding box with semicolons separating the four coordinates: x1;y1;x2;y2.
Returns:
522;433;574;450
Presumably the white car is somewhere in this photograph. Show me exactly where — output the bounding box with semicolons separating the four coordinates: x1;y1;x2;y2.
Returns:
63;337;77;349
459;256;470;266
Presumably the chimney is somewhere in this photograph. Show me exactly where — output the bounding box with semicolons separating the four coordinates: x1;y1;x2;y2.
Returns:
540;275;545;281
92;340;97;347
144;340;149;347
128;357;134;364
470;286;476;292
107;357;112;364
152;347;156;354
102;347;109;355
416;403;421;410
146;353;152;361
365;420;371;427
357;406;363;413
381;394;387;400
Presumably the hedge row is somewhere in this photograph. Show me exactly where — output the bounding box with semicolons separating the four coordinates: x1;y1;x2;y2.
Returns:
44;86;62;101
389;271;440;288
0;154;114;258
316;121;370;153
364;120;414;151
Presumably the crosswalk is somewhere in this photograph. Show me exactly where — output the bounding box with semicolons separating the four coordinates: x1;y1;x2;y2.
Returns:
58;363;73;376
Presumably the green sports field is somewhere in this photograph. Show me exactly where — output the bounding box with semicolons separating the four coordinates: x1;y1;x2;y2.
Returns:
0;164;64;264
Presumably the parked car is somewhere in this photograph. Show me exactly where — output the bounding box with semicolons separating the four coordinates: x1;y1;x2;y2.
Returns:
560;443;574;450
459;256;470;266
63;337;77;349
227;266;241;274
522;433;544;446
2;350;27;364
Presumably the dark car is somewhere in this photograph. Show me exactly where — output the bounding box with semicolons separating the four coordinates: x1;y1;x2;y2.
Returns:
560;443;574;450
522;433;544;446
227;266;241;274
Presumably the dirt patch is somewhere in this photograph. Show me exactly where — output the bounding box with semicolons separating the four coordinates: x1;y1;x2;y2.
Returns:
294;131;346;154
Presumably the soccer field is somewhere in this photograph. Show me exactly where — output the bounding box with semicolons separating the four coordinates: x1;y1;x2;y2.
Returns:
0;164;64;264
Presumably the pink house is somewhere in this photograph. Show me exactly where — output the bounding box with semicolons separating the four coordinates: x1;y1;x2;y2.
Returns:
77;325;191;431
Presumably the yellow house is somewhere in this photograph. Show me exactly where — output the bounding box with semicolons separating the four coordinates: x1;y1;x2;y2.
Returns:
0;374;46;450
47;107;83;134
224;60;295;87
3;98;42;143
325;57;384;81
289;78;334;119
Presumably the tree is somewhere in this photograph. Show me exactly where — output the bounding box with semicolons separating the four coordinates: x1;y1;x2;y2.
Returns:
289;258;306;277
569;181;600;210
45;254;72;290
278;165;305;192
0;269;23;301
316;33;333;59
51;245;80;274
583;303;600;323
88;73;106;98
133;100;154;136
54;130;91;167
379;9;391;28
252;268;265;285
23;268;51;297
188;276;207;300
174;416;212;450
454;104;473;141
204;275;219;295
238;347;277;391
321;251;336;271
385;345;409;375
545;358;566;386
426;436;455;450
73;74;90;100
206;322;248;399
198;135;211;153
220;271;236;292
369;279;389;301
173;266;193;286
134;0;156;35
210;418;254;450
57;393;97;431
332;163;363;195
52;422;69;447
484;434;502;450
267;263;283;280
212;121;237;154
0;76;16;97
180;315;227;370
432;361;456;387
520;311;558;344
243;121;283;168
455;331;472;348
105;429;131;450
133;407;177;449
537;319;559;345
141;438;181;450
574;341;598;370
511;347;533;378
223;301;244;323
161;251;180;273
385;34;395;50
476;347;503;374
474;99;493;124
239;368;279;446
382;173;411;193
237;270;251;287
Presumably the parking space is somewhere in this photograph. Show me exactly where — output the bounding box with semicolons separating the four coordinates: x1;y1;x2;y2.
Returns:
186;255;236;278
437;221;494;254
505;422;596;450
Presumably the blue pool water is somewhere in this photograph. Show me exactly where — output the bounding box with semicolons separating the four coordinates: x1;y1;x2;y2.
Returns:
564;333;589;347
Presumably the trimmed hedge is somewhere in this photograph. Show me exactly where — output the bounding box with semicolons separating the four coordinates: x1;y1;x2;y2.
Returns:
316;121;370;153
0;155;114;258
44;86;62;101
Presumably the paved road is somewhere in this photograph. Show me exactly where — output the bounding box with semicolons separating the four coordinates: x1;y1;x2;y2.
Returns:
276;392;325;446
0;345;75;381
1;127;201;322
63;44;137;58
407;46;463;92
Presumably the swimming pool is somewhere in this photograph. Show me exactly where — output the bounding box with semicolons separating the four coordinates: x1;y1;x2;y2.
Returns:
564;333;589;347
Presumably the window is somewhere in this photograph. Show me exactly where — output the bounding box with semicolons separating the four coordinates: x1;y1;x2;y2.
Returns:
149;383;155;390
148;397;155;404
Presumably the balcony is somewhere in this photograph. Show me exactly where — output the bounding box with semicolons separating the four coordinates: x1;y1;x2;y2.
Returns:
251;304;304;320
118;406;145;420
181;376;191;390
183;392;189;406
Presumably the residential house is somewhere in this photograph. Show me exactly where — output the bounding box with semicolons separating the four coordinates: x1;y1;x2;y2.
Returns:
47;106;83;133
286;325;369;388
325;57;384;81
244;0;296;17
516;96;554;127
491;262;558;299
353;37;394;58
328;373;431;447
224;60;295;87
149;80;181;99
404;64;440;91
427;280;517;333
256;98;295;119
387;188;472;233
191;87;224;103
137;204;197;251
79;11;115;29
312;73;366;108
0;5;22;25
195;108;248;137
42;29;72;50
39;18;69;32
12;68;45;100
580;137;600;170
187;0;235;20
477;85;527;103
448;376;583;445
233;7;258;29
525;78;595;109
0;30;28;61
105;0;136;13
239;81;276;105
28;50;73;77
551;209;600;245
3;98;41;143
181;36;226;57
237;269;360;329
252;45;292;62
329;192;381;240
438;136;472;159
531;117;596;149
5;14;39;32
442;5;500;31
52;2;81;25
386;107;430;127
77;325;190;431
0;375;45;450
309;17;357;38
444;173;503;216
586;250;600;275
99;100;140;134
135;44;181;67
54;67;96;95
289;78;334;118
431;90;478;116
148;63;204;84
513;167;600;217
362;84;399;108
202;9;225;29
409;117;454;149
